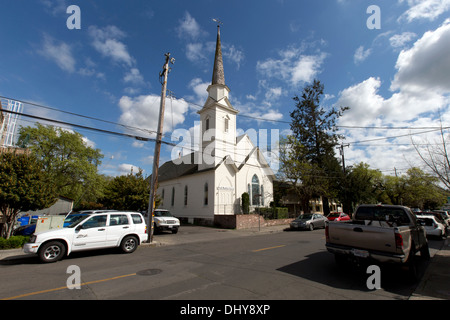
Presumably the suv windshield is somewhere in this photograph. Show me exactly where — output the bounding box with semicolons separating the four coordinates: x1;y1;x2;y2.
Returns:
155;210;173;217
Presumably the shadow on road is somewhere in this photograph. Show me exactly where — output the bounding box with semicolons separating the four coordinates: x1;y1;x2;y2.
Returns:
277;250;429;297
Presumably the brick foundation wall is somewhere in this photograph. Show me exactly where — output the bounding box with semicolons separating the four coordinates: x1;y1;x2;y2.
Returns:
214;214;293;230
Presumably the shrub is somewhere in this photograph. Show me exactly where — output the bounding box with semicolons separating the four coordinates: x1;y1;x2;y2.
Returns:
0;236;30;249
241;193;250;214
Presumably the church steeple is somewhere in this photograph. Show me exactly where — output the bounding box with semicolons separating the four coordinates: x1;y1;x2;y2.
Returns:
197;22;238;171
212;25;225;86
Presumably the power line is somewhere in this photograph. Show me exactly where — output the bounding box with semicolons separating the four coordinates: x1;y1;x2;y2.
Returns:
0;109;179;146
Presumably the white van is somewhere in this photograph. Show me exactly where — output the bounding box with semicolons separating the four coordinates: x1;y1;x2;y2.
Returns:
24;211;147;263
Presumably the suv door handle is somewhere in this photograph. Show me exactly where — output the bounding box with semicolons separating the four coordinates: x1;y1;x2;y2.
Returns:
123;226;129;229
98;228;106;231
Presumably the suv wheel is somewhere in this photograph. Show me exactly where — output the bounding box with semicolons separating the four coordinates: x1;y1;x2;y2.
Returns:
39;241;66;263
120;236;138;253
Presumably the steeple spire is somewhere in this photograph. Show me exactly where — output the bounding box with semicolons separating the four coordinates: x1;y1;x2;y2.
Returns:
211;24;225;85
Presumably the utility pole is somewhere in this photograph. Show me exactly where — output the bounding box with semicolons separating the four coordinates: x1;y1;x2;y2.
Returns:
147;52;174;243
339;143;349;173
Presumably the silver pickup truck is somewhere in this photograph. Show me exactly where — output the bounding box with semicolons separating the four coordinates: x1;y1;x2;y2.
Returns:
325;204;430;273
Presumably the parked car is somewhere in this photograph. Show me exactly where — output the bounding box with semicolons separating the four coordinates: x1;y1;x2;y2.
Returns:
326;212;351;222
24;211;147;263
153;209;180;234
418;211;449;233
416;215;447;239
431;211;450;228
290;213;327;231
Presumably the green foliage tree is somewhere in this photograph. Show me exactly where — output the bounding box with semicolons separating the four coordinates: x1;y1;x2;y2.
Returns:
338;162;384;213
17;124;104;202
102;168;154;211
0;152;57;239
281;79;348;214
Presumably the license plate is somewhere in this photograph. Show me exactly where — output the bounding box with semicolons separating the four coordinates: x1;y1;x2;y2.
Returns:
352;249;369;258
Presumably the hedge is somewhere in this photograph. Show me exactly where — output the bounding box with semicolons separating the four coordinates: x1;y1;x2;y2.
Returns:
256;207;289;219
0;236;30;249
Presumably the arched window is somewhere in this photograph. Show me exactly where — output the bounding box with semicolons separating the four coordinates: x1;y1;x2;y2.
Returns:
171;187;175;207
204;183;209;206
184;185;188;206
252;175;260;206
224;116;229;133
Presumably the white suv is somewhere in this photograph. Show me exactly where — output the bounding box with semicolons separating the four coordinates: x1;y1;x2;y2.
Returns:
153;209;180;234
24;211;147;263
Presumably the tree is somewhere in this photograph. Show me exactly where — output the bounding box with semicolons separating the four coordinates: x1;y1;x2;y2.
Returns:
0;152;57;238
281;79;348;214
412;126;450;189
17;124;104;202
337;162;384;213
102;168;154;211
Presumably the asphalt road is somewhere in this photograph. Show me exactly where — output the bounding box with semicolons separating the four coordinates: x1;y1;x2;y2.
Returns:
0;225;442;302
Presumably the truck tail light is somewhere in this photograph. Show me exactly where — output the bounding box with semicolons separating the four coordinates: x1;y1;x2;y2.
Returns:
395;230;403;249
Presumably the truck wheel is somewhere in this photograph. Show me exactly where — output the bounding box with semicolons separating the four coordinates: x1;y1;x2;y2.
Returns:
420;243;431;260
406;250;418;282
120;236;138;253
172;228;178;234
38;241;66;263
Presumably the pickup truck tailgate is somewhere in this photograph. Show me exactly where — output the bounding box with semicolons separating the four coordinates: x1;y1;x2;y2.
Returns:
327;222;398;254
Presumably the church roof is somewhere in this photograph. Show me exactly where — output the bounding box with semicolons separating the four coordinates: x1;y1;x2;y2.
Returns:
211;25;225;86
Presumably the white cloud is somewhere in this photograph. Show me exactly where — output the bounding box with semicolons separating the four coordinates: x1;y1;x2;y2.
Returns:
389;32;417;49
88;25;135;67
353;46;372;64
177;12;207;40
337;77;384;127
123;68;144;85
188;78;209;104
117;163;141;176
118;94;190;137
391;19;450;94
223;44;245;70
256;45;327;86
40;0;68;16
398;0;450;22
38;34;76;73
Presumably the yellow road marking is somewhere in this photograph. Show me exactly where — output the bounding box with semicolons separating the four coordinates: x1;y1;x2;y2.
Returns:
252;245;286;252
2;273;137;300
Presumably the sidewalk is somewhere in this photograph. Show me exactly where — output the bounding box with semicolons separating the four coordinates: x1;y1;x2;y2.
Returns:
409;238;450;300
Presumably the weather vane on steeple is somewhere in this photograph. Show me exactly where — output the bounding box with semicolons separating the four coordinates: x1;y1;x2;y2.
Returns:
212;18;223;27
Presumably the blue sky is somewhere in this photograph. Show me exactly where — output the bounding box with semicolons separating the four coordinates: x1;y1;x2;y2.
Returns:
1;0;449;177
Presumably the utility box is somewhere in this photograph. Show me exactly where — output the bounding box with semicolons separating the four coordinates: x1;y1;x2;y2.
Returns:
35;216;65;233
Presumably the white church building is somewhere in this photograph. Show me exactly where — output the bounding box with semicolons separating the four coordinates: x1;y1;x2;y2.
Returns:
156;26;274;225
